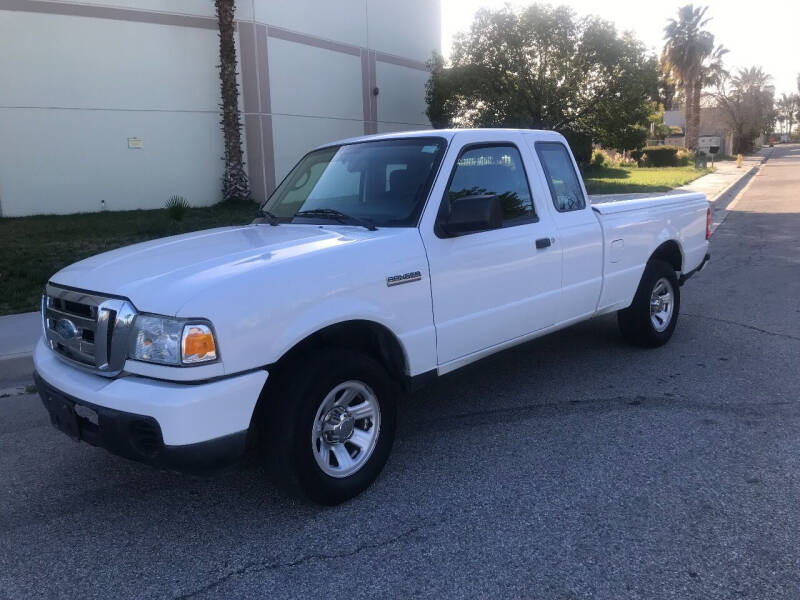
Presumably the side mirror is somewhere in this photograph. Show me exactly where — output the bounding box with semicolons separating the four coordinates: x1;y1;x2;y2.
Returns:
439;193;503;237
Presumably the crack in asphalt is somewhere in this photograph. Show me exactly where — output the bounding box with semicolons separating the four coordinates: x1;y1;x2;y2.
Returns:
402;395;676;437
683;313;800;342
173;525;424;599
404;394;800;437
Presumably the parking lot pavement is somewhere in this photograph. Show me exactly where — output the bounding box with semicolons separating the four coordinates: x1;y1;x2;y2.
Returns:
1;145;799;599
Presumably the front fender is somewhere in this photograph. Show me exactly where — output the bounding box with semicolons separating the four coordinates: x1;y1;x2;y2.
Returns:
177;228;437;378
272;297;405;365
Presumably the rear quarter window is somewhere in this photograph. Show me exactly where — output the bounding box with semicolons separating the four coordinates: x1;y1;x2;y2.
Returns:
535;142;586;212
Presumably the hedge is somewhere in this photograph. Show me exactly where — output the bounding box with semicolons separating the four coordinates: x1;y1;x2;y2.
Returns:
642;145;681;167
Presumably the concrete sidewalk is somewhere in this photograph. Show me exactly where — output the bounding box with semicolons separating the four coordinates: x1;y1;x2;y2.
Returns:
0;311;39;382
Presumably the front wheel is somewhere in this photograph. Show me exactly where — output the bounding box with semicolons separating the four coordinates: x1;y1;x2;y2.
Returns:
618;259;680;347
266;348;397;505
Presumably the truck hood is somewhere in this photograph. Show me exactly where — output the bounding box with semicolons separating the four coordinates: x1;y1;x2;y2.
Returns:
50;224;376;315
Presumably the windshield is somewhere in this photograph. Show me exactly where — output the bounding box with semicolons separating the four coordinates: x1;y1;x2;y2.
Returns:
262;137;447;227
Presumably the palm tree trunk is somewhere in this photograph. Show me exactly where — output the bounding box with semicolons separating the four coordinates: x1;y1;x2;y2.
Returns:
683;80;694;150
215;0;251;202
690;77;702;150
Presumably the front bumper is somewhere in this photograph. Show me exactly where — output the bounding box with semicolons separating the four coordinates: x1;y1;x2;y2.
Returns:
33;339;268;472
34;372;247;472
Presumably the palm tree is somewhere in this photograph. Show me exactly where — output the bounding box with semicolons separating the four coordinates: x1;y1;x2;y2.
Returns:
731;67;771;95
663;5;725;150
215;0;251;202
713;67;774;153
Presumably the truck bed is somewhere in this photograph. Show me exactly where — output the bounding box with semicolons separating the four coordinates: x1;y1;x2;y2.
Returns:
592;192;709;314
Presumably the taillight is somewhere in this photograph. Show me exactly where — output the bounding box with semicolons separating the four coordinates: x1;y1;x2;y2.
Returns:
706;207;711;240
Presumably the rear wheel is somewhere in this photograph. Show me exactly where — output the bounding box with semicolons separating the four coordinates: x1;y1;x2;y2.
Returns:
618;259;680;347
265;348;397;505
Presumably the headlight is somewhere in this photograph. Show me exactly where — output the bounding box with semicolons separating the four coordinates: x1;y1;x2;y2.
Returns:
129;315;218;365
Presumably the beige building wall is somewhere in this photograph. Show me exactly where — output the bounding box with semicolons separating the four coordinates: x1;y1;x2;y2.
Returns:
0;0;440;216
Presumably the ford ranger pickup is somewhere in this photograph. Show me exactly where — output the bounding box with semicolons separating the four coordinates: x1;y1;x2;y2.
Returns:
34;129;710;504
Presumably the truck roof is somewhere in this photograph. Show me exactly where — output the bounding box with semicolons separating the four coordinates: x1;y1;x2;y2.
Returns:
315;128;565;150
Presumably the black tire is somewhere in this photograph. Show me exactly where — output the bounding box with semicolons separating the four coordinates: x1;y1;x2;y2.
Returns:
617;259;680;347
264;348;397;505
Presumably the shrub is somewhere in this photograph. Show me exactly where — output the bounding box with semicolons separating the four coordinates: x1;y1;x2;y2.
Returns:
591;149;607;167
630;149;644;163
641;145;680;167
165;195;190;221
676;149;695;167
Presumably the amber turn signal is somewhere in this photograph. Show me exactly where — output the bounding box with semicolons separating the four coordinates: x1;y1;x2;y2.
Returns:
181;324;217;364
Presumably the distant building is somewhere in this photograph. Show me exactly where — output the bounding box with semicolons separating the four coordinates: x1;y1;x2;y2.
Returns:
663;107;739;156
0;0;440;217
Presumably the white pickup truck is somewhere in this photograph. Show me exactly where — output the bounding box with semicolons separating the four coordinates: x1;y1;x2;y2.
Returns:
34;129;710;504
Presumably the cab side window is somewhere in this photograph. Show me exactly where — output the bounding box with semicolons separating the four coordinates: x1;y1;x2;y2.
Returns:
445;144;537;227
535;142;586;212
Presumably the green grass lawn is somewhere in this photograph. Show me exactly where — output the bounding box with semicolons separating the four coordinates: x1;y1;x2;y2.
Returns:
583;166;712;195
0;201;258;315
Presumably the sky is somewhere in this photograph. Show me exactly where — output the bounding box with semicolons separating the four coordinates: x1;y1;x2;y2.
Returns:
440;0;800;98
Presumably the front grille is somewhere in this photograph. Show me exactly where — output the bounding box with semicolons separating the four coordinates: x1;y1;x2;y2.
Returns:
43;284;137;376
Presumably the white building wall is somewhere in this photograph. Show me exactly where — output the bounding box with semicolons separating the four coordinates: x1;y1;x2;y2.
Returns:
375;61;431;126
367;0;440;63
266;36;365;179
253;0;366;47
0;0;440;217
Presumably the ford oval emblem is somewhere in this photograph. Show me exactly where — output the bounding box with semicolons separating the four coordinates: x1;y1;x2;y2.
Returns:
55;318;79;340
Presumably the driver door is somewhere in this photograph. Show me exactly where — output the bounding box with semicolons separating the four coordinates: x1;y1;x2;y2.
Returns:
419;132;562;366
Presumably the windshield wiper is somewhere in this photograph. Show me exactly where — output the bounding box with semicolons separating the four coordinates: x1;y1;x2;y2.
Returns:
253;208;279;226
295;208;377;231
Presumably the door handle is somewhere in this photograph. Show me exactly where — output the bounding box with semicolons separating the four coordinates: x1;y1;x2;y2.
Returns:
535;237;552;249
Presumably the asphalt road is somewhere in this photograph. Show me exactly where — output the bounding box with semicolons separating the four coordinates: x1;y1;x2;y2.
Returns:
2;145;799;599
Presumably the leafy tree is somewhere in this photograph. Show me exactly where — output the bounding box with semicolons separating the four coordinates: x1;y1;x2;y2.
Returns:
425;4;657;156
649;105;672;139
712;67;775;153
215;0;251;202
662;5;727;150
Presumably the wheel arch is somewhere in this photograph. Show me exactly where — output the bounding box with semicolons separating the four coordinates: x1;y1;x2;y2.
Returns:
648;239;683;272
248;319;410;449
268;319;409;382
